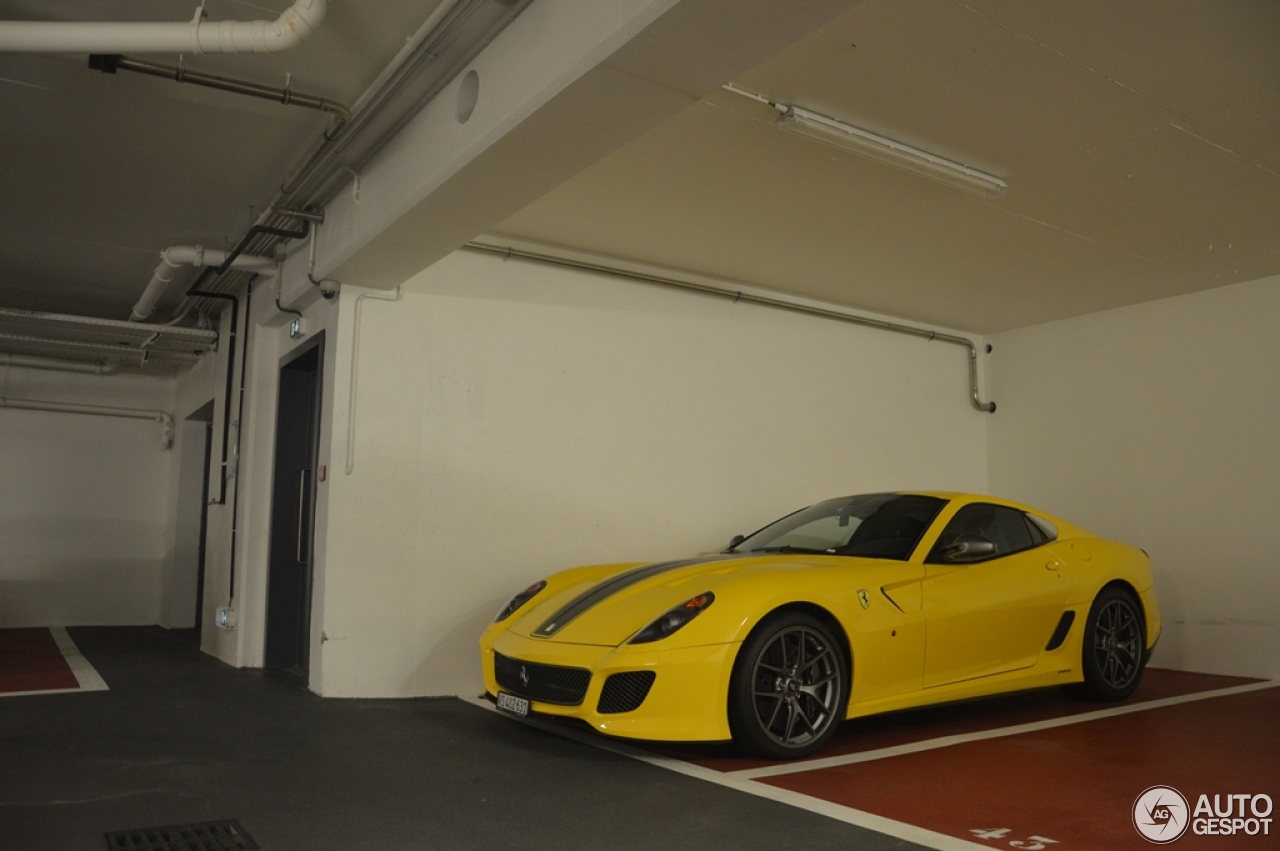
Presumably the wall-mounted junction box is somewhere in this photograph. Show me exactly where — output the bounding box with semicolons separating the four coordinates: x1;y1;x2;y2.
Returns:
215;607;236;629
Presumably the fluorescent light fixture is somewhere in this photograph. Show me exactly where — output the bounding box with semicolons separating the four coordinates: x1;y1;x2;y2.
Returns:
777;105;1007;197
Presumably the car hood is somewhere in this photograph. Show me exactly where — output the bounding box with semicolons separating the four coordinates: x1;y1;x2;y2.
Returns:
504;553;840;647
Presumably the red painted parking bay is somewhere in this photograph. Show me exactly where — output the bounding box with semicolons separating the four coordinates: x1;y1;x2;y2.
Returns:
0;627;80;693
0;626;108;696
750;675;1278;850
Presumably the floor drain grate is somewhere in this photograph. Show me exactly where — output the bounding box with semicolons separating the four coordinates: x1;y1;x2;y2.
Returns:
104;819;259;850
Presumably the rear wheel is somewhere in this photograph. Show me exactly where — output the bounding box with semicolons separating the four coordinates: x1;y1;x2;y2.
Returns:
728;611;847;759
1076;586;1146;700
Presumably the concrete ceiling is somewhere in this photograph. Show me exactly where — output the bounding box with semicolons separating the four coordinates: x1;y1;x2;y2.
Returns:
0;0;452;319
1;0;1277;338
491;0;1280;333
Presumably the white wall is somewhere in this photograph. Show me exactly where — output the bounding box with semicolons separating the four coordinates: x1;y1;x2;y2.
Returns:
171;275;341;669
0;367;174;626
160;417;209;630
164;304;240;660
316;250;990;697
987;274;1280;679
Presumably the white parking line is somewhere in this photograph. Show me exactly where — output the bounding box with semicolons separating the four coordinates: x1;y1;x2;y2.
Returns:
0;627;109;698
461;695;988;851
50;627;109;692
733;679;1279;780
464;679;1277;851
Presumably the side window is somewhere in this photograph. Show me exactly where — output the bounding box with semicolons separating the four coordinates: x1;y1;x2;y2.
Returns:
926;504;1037;563
841;495;946;561
1026;513;1058;544
1025;514;1049;546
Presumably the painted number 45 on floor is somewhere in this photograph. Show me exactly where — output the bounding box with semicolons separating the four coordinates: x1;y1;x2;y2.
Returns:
971;828;1058;849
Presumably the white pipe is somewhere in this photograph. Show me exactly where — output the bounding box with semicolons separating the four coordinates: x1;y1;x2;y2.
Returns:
345;286;402;475
349;0;460;115
465;241;997;412
0;0;326;54
0;352;119;375
0;396;174;448
131;244;277;322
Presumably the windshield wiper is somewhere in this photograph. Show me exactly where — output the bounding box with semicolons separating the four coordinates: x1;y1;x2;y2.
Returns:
748;545;834;555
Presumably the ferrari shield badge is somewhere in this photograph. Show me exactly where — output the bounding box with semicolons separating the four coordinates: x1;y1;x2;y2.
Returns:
857;589;870;610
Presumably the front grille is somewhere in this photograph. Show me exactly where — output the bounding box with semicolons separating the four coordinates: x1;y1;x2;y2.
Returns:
597;670;656;714
494;652;590;706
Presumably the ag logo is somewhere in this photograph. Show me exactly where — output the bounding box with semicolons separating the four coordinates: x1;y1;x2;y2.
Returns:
1134;785;1190;843
857;589;870;610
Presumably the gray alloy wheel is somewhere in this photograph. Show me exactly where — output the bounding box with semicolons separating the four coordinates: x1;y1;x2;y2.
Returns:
728;611;847;759
1078;586;1146;700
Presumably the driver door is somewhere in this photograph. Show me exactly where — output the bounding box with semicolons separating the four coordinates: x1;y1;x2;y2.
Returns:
921;503;1070;688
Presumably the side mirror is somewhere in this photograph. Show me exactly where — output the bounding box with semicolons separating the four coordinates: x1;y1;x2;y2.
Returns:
941;535;996;563
727;534;746;552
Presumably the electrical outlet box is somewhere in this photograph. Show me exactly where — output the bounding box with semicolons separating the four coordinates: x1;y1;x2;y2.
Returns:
216;607;236;629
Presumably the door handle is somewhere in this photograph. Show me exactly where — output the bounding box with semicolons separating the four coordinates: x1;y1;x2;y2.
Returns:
297;468;311;565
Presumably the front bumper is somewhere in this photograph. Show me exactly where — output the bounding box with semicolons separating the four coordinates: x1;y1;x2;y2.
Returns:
480;628;738;742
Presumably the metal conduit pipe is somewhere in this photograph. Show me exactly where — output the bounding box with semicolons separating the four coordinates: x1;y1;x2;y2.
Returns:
90;55;352;137
183;285;254;605
1;352;120;374
345;286;402;475
0;0;326;54
215;221;307;277
186;290;240;506
464;242;997;413
168;0;528;322
275;0;467;200
132;245;277;322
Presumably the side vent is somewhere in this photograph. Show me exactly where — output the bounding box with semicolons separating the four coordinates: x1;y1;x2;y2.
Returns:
597;671;656;714
1045;611;1076;651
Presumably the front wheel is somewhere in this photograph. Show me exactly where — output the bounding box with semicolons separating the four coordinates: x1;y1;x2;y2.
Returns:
728;611;847;759
1076;586;1146;700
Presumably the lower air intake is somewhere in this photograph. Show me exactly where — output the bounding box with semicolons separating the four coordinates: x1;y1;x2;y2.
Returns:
494;652;591;706
597;670;656;714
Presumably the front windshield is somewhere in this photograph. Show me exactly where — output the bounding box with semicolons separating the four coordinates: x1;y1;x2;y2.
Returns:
731;493;947;561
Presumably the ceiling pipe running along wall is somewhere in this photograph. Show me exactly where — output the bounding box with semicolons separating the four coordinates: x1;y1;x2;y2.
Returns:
0;396;174;449
169;0;530;324
0;0;326;54
1;352;119;375
465;242;997;413
132;245;276;322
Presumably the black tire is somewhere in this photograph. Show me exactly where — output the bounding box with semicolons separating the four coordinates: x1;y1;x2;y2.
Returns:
728;610;848;760
1075;586;1146;700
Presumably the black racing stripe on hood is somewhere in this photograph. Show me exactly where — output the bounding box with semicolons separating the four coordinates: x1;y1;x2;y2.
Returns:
533;555;740;637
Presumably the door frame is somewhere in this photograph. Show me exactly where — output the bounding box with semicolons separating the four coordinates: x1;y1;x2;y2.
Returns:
264;332;326;678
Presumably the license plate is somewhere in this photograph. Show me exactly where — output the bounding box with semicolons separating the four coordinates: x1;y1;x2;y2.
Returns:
495;691;530;717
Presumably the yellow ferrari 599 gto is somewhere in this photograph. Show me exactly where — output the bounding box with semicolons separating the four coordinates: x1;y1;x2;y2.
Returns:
480;492;1160;759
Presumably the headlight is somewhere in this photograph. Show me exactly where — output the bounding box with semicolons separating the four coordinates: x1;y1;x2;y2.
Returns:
494;580;547;623
629;592;715;644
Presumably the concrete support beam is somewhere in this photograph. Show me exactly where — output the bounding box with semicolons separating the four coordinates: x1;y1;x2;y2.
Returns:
287;0;856;291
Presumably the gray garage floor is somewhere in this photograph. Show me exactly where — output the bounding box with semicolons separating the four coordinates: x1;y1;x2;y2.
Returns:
0;627;923;850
